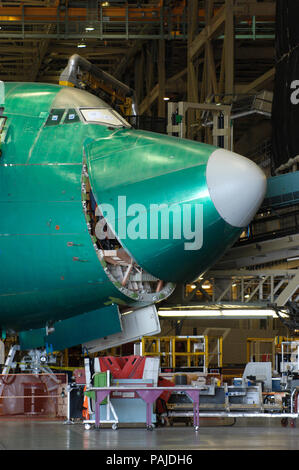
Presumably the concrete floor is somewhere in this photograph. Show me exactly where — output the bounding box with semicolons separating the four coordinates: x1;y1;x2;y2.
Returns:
0;418;299;451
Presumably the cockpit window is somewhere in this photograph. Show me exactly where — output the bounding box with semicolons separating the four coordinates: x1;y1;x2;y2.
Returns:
64;108;80;124
80;108;130;128
45;108;65;126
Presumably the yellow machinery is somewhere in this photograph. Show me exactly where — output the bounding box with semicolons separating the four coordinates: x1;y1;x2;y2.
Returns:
79;72;134;117
59;54;137;117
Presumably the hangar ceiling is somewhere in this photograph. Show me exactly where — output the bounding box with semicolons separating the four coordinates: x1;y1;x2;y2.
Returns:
0;0;276;108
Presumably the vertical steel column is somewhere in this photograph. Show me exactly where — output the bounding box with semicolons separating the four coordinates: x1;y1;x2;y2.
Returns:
187;0;199;139
224;0;235;100
158;39;166;118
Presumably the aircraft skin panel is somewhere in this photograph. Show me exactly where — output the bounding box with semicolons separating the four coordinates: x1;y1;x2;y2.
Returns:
86;130;242;282
4;82;60;116
0;83;155;331
0;82;266;334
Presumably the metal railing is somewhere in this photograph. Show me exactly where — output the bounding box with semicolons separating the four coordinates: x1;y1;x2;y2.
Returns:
0;4;276;41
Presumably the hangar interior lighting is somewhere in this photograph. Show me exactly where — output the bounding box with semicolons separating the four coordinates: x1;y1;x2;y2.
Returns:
287;256;299;262
158;309;289;319
202;283;211;289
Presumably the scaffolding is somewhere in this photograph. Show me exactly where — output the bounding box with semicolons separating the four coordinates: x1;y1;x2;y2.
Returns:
141;335;223;371
246;337;276;368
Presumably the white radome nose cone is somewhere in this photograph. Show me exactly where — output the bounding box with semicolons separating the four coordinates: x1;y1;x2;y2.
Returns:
206;148;267;228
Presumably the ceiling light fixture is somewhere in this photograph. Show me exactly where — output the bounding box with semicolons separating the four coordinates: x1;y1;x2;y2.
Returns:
202;283;211;289
158;309;288;319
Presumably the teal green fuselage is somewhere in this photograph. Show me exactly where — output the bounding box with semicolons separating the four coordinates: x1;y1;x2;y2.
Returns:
0;82;241;333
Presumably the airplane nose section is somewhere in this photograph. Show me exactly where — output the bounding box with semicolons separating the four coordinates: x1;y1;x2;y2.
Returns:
86;130;267;283
206;148;267;228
